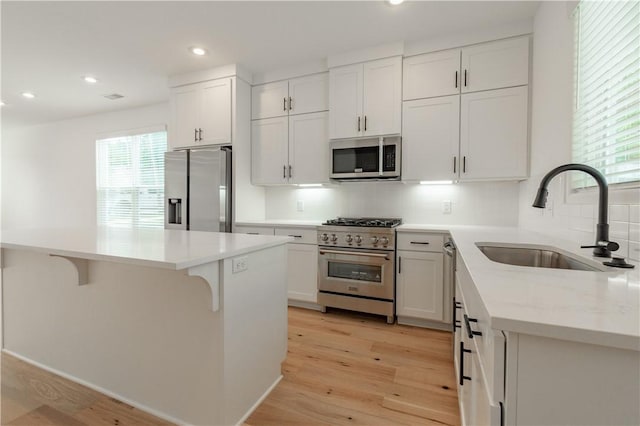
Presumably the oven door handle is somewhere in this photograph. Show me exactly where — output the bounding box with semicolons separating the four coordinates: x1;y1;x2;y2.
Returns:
319;249;390;260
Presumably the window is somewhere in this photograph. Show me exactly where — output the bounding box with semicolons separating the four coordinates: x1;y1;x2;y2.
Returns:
96;128;167;228
572;0;639;190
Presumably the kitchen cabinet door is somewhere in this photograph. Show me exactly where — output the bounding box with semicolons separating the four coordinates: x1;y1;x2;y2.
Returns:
286;243;318;303
252;81;289;120
289;73;329;115
200;78;232;145
396;251;444;321
288;111;329;184
169;85;200;149
402;96;460;182
403;49;461;100
461;36;529;93
459;86;528;181
362;57;402;136
329;63;363;139
251;117;289;185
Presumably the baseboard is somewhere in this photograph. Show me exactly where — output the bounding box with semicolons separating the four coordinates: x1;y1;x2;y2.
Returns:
1;349;189;426
235;374;283;426
397;316;452;331
287;299;323;311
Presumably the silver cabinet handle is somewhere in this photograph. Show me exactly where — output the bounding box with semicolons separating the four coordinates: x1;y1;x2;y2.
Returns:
319;249;389;260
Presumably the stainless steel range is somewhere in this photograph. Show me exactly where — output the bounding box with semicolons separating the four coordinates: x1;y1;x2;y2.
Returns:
317;217;402;324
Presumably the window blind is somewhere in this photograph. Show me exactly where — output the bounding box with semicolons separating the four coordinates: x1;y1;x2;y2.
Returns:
96;131;167;228
572;0;639;189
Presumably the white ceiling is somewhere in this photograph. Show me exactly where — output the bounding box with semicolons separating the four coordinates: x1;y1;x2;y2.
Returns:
1;1;539;128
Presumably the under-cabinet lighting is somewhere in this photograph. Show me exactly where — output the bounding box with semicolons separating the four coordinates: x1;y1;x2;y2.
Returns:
297;184;323;187
190;47;207;56
0;100;4;106
388;0;405;5
420;180;453;185
22;92;36;99
83;76;98;84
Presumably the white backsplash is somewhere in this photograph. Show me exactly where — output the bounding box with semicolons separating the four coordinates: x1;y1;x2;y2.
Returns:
265;180;520;226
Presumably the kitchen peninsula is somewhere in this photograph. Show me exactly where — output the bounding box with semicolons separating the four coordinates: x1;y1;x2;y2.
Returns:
0;227;291;425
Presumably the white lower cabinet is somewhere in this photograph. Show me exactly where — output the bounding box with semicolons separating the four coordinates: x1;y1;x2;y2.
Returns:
455;249;640;426
395;232;449;327
284;243;318;303
396;251;444;321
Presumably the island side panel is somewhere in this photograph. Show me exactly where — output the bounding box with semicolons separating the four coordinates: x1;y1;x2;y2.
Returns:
1;249;225;425
221;244;288;425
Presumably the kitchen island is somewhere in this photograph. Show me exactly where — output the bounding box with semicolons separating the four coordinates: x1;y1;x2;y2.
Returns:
0;227;292;425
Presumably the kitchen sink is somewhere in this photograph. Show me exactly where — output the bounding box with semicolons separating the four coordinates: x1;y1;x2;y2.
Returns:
476;243;603;271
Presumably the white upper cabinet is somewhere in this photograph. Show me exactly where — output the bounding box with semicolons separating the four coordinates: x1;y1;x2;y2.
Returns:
402;96;460;182
251;117;289;185
362;57;402;137
459;86;529;180
251;81;289;120
403;49;462;101
199;79;232;145
169;78;233;150
288;111;329;184
288;74;329;116
252;74;328;120
329;57;402;139
329;63;363;139
461;36;530;93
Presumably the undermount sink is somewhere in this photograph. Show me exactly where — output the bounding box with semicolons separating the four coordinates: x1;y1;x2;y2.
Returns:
476;243;603;271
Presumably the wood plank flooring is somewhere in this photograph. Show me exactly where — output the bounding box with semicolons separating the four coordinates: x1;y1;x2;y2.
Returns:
1;307;460;425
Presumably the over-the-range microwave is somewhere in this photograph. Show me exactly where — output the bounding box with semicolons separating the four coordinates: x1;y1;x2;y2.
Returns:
330;136;401;180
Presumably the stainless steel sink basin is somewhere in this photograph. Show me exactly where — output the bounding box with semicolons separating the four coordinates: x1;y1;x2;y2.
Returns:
476;244;602;271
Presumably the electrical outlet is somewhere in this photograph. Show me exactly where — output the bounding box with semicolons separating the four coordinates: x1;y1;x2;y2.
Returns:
232;256;248;273
297;200;304;212
442;200;452;214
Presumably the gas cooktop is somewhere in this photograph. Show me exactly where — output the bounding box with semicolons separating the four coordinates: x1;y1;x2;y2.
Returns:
322;217;402;228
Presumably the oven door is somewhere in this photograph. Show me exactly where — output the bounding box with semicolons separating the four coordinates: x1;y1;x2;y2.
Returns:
318;247;394;300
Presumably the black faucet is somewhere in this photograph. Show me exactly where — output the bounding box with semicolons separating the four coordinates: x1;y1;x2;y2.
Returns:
532;163;619;258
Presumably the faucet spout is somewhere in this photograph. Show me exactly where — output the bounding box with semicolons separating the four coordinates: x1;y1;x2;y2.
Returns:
532;163;613;257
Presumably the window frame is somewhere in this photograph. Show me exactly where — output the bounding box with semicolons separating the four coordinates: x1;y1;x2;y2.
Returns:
95;125;167;228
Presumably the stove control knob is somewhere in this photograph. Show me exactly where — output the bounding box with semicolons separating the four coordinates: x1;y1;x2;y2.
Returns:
320;233;329;242
370;236;379;244
330;234;338;242
354;235;362;244
379;236;389;246
345;234;353;243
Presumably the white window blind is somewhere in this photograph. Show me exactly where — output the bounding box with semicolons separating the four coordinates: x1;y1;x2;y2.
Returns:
572;0;640;189
96;130;167;228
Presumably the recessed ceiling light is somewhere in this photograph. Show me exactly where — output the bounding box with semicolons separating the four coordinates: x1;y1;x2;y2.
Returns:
190;47;207;56
22;92;36;99
388;0;404;5
84;76;98;84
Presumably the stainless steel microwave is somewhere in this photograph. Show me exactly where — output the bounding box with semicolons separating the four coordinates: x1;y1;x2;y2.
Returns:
330;136;401;180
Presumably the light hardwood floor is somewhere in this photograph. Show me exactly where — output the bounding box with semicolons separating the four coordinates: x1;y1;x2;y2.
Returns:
1;307;460;425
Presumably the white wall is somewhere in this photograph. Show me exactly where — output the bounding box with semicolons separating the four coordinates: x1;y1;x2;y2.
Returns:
266;181;520;225
2;103;169;229
519;1;639;261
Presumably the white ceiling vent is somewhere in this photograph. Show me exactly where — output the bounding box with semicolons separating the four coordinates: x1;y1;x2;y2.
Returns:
103;93;124;100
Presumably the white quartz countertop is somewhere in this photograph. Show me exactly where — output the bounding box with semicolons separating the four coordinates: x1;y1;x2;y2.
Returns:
235;219;323;228
445;226;639;351
1;227;292;270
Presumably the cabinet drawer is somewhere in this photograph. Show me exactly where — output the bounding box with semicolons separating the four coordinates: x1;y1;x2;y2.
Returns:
274;227;317;245
234;226;275;236
397;232;444;252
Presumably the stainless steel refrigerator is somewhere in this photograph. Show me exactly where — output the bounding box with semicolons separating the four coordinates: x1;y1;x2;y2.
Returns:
164;146;232;232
